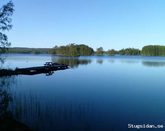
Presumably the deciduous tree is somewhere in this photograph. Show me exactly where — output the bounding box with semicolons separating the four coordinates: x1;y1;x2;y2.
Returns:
0;1;14;53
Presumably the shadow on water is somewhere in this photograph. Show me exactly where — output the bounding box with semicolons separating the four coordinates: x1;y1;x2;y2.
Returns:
0;66;32;130
51;56;92;68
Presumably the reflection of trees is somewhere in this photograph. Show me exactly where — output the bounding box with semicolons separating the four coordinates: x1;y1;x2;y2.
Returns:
0;57;5;64
11;93;94;131
0;76;14;119
51;56;92;68
97;59;103;64
109;59;115;63
0;55;6;69
142;61;165;67
120;60;139;64
0;76;32;130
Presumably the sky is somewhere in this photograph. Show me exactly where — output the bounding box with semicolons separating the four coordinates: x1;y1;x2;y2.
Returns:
2;0;165;50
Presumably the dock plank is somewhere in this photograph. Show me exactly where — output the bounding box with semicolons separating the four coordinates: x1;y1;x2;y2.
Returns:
0;62;69;76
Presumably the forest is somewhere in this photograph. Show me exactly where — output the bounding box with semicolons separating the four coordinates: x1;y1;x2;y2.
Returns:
141;45;165;56
106;48;141;56
51;44;94;56
2;45;165;57
5;47;51;54
52;45;141;56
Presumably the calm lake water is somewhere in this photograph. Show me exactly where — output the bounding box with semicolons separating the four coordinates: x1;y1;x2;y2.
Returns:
1;54;165;131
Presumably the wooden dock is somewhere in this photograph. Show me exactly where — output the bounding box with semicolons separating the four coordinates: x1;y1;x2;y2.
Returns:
0;62;69;76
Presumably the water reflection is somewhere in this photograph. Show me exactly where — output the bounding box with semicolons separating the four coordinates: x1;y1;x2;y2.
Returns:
36;55;165;69
3;54;165;131
142;61;165;67
51;56;92;68
96;59;103;64
11;92;94;131
0;56;6;69
0;58;5;64
0;76;15;119
0;75;32;130
109;59;115;63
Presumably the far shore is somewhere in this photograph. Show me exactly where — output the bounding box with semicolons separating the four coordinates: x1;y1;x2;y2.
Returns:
1;45;165;57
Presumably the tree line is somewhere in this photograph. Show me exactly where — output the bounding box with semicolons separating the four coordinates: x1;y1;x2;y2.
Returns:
1;2;165;58
51;44;141;56
5;45;165;57
95;47;141;56
6;47;51;54
141;45;165;56
51;44;94;57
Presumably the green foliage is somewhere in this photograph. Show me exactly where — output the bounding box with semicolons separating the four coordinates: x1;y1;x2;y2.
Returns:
106;49;117;56
119;48;141;55
7;47;51;54
52;44;94;57
0;1;14;53
95;47;104;55
105;48;140;56
141;45;165;56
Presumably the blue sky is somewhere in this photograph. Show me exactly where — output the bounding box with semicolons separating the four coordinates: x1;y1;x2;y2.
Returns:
4;0;165;50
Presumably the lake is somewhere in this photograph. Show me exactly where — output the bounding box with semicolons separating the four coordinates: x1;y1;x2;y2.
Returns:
1;54;165;131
